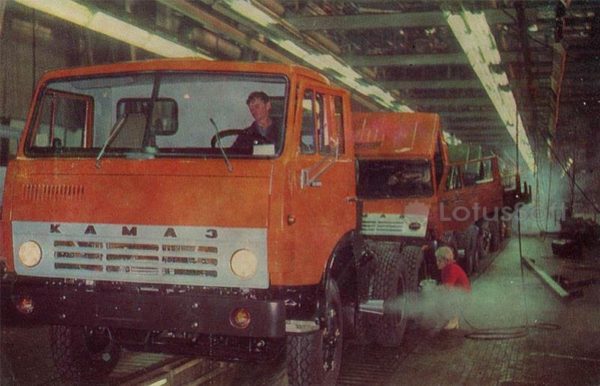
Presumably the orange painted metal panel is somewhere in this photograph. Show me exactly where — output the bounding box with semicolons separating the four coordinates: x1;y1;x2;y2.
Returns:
353;112;440;159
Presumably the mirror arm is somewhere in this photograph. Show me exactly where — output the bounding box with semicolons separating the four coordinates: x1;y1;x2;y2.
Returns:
300;143;339;188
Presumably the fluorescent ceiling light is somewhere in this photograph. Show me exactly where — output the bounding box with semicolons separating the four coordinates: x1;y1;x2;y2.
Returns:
443;131;462;145
273;38;310;59
224;0;277;27
561;157;573;178
15;0;212;60
444;8;536;172
16;0;92;26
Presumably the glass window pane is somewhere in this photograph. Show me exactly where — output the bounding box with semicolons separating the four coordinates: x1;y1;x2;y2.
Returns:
334;96;345;155
301;89;315;154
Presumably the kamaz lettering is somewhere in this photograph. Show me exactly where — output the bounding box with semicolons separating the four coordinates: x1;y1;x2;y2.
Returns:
48;223;218;239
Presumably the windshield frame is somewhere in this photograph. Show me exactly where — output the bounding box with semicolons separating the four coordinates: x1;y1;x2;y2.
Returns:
24;70;290;160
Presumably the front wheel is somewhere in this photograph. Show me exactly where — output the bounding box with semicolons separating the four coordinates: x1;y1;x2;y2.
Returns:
286;280;343;386
400;246;425;292
50;325;121;382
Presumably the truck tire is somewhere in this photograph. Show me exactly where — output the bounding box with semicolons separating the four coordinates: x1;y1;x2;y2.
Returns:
50;325;120;382
464;225;480;275
478;221;492;259
372;249;408;347
287;280;343;386
354;243;376;345
399;246;425;292
489;219;501;252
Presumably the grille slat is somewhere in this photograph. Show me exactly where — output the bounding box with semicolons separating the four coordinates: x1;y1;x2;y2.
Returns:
53;239;219;279
362;219;405;235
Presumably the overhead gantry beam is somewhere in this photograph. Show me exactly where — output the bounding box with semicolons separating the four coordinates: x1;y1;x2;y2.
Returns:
379;79;481;89
410;98;492;107
285;9;516;31
342;51;550;67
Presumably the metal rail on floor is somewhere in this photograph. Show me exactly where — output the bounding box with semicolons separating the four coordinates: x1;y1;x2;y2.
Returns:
119;358;234;386
521;256;571;299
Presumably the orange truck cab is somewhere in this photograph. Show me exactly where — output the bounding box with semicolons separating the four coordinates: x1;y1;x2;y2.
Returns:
0;59;359;385
353;112;529;281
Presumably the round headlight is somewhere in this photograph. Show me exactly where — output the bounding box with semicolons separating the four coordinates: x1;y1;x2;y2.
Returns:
18;241;42;267
230;249;258;279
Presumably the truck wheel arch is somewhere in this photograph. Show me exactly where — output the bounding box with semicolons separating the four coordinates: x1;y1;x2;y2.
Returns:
321;230;358;302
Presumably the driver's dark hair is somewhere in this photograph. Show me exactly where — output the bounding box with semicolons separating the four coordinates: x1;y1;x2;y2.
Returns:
246;91;269;105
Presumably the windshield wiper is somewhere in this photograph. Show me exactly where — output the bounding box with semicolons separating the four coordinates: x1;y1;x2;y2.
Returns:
96;115;127;168
210;118;233;172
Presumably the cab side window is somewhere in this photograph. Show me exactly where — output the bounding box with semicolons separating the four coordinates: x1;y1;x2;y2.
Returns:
434;137;444;188
32;90;90;148
333;96;345;155
301;88;344;156
301;89;316;154
446;165;462;191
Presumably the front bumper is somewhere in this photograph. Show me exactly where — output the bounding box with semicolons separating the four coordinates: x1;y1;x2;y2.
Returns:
1;275;286;338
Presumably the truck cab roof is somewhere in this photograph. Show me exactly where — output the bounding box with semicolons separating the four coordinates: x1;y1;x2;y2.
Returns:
353;112;441;160
37;58;330;85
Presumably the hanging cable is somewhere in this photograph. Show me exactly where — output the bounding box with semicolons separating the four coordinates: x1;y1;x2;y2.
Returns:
544;160;554;233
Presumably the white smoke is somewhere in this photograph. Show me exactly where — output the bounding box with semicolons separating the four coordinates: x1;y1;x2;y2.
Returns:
384;280;472;331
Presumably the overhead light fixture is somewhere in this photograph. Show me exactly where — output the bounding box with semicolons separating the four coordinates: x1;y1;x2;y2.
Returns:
444;8;536;172
443;131;462;145
272;38;310;59
224;1;409;112
15;0;212;60
224;0;277;28
561;157;573;178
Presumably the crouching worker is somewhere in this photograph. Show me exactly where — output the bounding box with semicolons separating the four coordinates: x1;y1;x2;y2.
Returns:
435;246;471;330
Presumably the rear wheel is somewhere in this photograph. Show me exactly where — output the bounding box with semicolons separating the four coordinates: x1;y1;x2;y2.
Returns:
372;248;409;347
50;325;120;382
489;219;501;252
478;221;492;259
287;280;343;386
464;225;480;275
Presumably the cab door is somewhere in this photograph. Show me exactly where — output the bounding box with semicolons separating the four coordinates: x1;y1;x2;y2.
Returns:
439;164;469;234
287;82;355;285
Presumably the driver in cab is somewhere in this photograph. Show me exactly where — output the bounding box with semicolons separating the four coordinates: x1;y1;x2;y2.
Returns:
231;91;279;154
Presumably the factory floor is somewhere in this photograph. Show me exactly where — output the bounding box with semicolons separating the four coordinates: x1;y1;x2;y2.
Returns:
2;235;600;386
334;235;600;386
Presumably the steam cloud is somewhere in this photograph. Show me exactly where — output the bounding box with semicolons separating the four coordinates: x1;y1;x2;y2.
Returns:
385;281;472;331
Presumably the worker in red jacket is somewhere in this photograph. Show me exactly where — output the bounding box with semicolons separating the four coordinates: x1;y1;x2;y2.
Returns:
435;246;471;329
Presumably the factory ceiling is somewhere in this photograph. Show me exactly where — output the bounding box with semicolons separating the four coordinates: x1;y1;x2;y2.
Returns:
4;0;600;171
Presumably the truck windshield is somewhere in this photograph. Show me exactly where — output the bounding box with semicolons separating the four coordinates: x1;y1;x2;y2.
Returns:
357;159;434;198
25;72;288;159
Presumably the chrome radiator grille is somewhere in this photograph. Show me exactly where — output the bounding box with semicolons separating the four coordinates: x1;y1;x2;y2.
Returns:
12;221;269;289
361;215;404;236
360;212;428;238
52;239;219;278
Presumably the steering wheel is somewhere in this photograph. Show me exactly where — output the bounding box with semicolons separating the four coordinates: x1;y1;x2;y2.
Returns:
211;129;244;148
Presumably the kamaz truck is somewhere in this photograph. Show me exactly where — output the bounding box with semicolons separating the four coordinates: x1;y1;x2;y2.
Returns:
353;112;530;288
0;59;363;385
